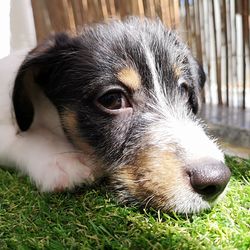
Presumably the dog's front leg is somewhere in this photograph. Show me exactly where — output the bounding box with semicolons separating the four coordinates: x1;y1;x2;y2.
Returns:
3;127;99;191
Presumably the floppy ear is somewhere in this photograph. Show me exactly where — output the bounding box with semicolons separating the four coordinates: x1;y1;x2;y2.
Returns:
13;65;35;131
12;33;73;131
197;63;206;90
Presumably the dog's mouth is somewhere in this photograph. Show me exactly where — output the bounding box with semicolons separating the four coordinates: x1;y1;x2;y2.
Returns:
109;150;231;214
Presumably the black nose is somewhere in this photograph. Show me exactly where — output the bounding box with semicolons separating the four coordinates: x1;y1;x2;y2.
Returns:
187;161;231;200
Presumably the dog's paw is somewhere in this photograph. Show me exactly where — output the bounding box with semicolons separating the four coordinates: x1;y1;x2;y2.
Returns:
34;153;97;192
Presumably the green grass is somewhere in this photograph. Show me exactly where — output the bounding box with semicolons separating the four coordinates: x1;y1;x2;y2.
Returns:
0;156;249;250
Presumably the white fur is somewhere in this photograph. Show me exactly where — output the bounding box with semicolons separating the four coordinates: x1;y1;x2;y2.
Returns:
146;97;224;163
144;96;225;213
0;52;98;191
143;44;165;108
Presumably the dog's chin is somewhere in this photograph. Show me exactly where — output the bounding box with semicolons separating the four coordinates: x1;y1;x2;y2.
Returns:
111;180;228;214
109;158;230;214
161;192;213;214
170;183;230;214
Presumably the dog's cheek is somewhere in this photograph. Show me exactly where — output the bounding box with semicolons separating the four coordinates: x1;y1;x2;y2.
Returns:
60;109;107;180
110;150;188;210
60;109;95;154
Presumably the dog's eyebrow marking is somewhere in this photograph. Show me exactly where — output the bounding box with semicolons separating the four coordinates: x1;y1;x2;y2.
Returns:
174;64;182;78
117;67;141;91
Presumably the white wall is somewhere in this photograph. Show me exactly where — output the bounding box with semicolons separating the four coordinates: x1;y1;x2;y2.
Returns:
0;0;36;59
0;0;11;58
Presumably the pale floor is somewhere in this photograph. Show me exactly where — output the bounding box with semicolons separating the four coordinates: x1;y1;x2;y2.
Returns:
200;104;250;159
221;141;250;159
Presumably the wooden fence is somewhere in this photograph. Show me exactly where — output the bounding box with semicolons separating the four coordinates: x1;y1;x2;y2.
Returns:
31;0;250;109
31;0;180;40
179;0;250;109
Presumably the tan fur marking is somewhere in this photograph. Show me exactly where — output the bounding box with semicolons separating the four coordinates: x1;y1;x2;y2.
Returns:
113;150;187;210
117;67;141;91
61;110;103;179
61;110;93;155
62;110;78;132
174;64;182;78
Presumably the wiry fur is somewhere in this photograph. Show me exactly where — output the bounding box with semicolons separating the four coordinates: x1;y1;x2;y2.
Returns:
0;17;230;213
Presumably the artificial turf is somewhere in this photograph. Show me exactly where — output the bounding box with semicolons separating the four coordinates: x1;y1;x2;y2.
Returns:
0;156;249;250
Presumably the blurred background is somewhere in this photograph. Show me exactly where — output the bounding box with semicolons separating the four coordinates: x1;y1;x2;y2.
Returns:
0;0;249;157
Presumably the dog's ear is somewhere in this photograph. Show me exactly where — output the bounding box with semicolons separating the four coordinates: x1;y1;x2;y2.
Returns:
197;63;206;90
13;33;74;131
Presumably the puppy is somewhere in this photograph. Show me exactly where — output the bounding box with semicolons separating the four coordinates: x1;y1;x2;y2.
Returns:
0;17;231;213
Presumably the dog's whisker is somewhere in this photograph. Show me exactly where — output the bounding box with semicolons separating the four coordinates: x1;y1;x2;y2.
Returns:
143;194;155;209
57;150;83;155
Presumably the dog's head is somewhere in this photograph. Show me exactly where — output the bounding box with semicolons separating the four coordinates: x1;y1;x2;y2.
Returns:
13;17;230;213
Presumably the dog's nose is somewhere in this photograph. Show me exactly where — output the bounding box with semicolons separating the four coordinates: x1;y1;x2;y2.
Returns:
187;161;231;200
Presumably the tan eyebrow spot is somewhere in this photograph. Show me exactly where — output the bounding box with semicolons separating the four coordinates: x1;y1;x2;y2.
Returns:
117;67;141;91
174;64;182;78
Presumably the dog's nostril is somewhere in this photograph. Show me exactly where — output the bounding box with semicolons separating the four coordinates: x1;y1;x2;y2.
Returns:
188;161;231;200
191;181;219;197
200;185;217;195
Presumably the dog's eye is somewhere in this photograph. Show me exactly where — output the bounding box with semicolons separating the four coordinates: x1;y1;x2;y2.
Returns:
97;91;131;111
178;80;189;96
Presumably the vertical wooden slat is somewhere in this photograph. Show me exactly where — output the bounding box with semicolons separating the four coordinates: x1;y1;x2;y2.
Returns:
131;0;144;17
235;0;246;109
159;0;167;26
206;0;212;104
212;0;222;105
168;0;177;28
198;0;206;103
100;0;109;20
137;0;145;17
194;0;202;63
107;0;117;17
226;0;233;106
31;0;51;42
168;0;174;27
194;0;204;102
221;0;229;106
231;0;237;107
172;0;179;28
44;0;67;32
63;0;76;32
154;0;163;23
86;0;103;23
116;0;131;19
80;0;89;24
143;0;156;18
235;0;241;108
165;0;172;28
184;0;192;47
71;0;84;28
190;0;197;56
241;0;249;109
